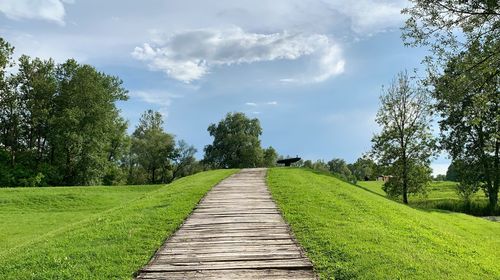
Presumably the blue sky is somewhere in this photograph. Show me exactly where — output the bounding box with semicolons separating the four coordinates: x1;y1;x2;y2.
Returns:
0;0;450;174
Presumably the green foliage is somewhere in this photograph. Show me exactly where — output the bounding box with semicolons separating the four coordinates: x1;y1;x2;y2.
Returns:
403;0;499;211
262;146;278;167
358;180;499;216
433;41;499;211
402;0;499;68
371;71;436;203
382;162;432;198
327;158;353;180
348;156;378;181
268;168;500;279
0;169;236;279
445;161;459;181
203;112;264;168
130;110;175;184
0;43;129;186
170;140;200;182
0;38;201;187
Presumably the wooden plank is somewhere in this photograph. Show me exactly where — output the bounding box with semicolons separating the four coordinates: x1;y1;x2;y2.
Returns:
143;258;312;272
137;269;316;280
154;252;304;262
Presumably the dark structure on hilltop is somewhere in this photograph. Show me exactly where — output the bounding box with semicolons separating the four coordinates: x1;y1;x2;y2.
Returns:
277;157;301;167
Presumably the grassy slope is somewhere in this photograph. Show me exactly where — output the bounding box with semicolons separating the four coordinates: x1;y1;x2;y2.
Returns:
267;168;500;280
0;169;237;279
357;180;492;214
357;180;485;202
0;185;162;252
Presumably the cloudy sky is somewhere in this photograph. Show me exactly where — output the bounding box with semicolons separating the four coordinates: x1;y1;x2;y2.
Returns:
0;0;450;174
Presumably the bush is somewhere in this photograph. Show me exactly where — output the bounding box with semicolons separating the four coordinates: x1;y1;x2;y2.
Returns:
18;172;45;187
456;182;480;205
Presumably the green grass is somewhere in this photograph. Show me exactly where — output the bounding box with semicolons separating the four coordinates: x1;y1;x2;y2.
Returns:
267;168;500;279
0;169;237;279
357;180;496;215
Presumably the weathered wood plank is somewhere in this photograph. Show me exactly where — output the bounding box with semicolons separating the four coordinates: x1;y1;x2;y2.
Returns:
136;168;316;279
143;258;312;272
136;269;316;280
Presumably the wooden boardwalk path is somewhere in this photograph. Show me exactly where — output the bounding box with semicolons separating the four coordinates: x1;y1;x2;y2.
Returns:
136;168;315;279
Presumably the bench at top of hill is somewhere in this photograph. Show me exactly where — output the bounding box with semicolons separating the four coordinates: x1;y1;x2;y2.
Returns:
267;168;500;280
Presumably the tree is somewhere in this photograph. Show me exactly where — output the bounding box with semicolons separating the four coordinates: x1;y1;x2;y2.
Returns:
349;156;378;181
327;158;351;176
371;71;436;204
0;38;17;169
402;0;499;72
451;160;481;206
262;146;278;167
203;112;263;168
403;1;499;210
446;161;459;181
433;41;499;210
49;60;128;185
15;56;57;169
170;140;199;182
131;110;175;184
302;160;313;169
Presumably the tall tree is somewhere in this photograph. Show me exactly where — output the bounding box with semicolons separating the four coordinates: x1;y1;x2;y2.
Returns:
169;140;198;182
15;55;57;169
50;59;128;185
131;110;175;184
0;38;18;169
262;146;278;167
403;1;499;209
433;42;499;209
203;112;263;168
371;72;436;204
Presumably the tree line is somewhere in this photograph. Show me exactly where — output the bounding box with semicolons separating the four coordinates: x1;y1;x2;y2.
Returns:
0;39;276;187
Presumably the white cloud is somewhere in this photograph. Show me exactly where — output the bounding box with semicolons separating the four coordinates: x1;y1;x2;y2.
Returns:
0;0;72;25
130;90;181;118
133;27;345;83
323;0;407;34
279;78;296;83
245;101;278;107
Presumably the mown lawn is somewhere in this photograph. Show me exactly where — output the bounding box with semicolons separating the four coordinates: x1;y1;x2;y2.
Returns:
357;180;495;215
267;168;500;280
0;169;237;279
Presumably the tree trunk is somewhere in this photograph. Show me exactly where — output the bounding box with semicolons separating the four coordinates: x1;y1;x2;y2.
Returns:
401;139;409;204
402;179;408;204
151;168;155;184
492;138;499;211
488;188;498;211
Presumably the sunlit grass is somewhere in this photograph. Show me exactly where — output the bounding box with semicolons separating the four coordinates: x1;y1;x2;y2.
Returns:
267;168;500;279
357;180;496;215
0;169;237;279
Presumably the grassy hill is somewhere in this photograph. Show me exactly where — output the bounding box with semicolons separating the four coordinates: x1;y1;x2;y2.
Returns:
357;180;495;215
0;169;236;279
267;168;500;280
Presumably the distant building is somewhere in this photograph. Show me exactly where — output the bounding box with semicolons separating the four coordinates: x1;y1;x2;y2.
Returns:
377;175;393;182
